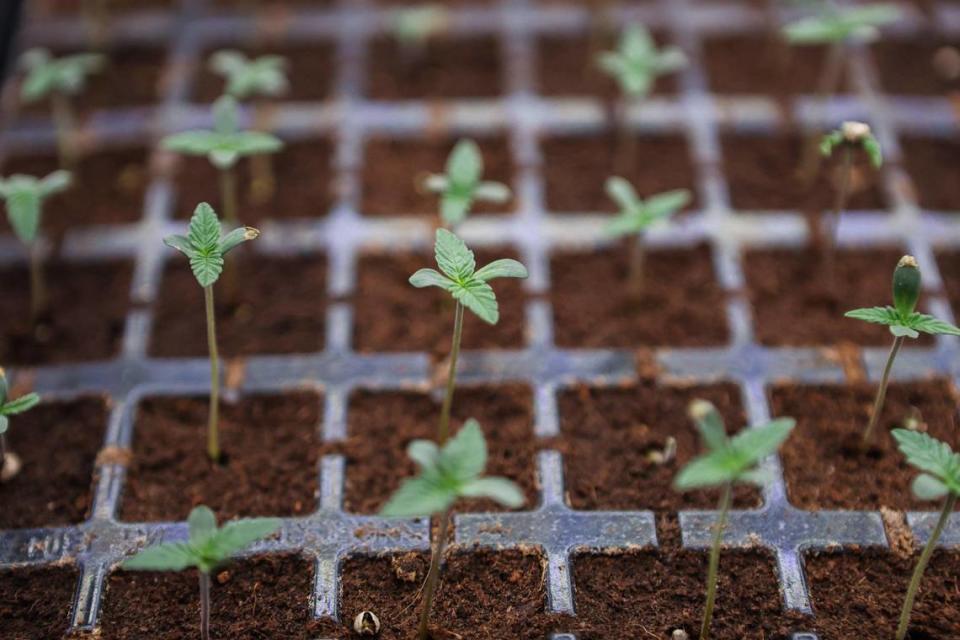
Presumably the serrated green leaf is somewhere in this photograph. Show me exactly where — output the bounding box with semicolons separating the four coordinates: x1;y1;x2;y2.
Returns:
906;313;960;337
438;419;486;482
845;306;901;327
473;259;528;282
892;429;960;491
460;477;525;508
433;228;476;280
1;393;40;416
451;278;499;324
123;542;197;572
912;473;949;501
381;475;456;517
207;517;281;561
189;203;222;253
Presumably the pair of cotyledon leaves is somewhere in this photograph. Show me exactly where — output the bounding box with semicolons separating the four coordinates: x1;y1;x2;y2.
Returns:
820;126;883;169
675;400;795;491
410;228;528;325
892;429;960;502
163;202;259;288
784;3;901;45
19;48;105;103
604;176;690;237
597;25;687;99
0;171;71;244
424;139;511;226
209;50;290;101
0;369;40;437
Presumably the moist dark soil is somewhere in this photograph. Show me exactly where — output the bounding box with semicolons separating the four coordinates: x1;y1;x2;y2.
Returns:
351;249;526;354
772;379;960;511
0;565;78;639
900;135;960;212
172;138;334;222
0;260;133;366
806;550;960;639
721;132;886;212
193;42;336;103
149;255;327;357
332;386;538;513
361;135;514;216
366;35;503;100
540;132;698;213
872;38;960;96
310;549;558;640
536;32;678;98
0;398;106;530
549;244;728;348
569;549;806;639
0;147;148;235
98;555;314;639
743;247;920;346
936;250;960;320
119;393;320;522
554;382;761;512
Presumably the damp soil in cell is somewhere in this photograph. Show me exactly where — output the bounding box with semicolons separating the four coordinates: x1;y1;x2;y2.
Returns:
900;134;960;212
872;37;960;96
0;565;79;639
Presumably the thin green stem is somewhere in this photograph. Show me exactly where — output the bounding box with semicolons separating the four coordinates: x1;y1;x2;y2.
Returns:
799;40;845;181
199;570;211;640
219;165;238;226
50;92;76;171
417;506;451;640
29;242;47;320
896;492;957;640
863;335;904;444
204;285;220;462
823;146;852;281
700;482;732;640
436;302;464;445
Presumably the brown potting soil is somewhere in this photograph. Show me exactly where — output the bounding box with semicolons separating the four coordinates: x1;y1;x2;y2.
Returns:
743;247;920;346
936;250;960;320
33;0;174;15
98;555;315;639
351;249;526;354
0;565;79;639
360;135;514;216
149;255;327;357
540;132;698;213
872;38;960;96
554;382;761;512
172;138;335;222
549;244;728;348
772;379;960;511
901;135;960;212
806;550;960;640
0;147;149;235
366;35;503;100
334;386;538;513
0;260;133;366
0;398;106;529
119;393;320;522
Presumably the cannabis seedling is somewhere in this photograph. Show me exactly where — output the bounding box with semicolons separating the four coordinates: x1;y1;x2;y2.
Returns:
423;139;511;228
19;48;105;169
410;229;527;444
123;505;280;640
0;367;40;481
381;419;524;640
163;202;259;462
604;176;690;296
0;171;72;318
674;400;795;640
845;255;960;443
209;50;289;203
890;429;960;640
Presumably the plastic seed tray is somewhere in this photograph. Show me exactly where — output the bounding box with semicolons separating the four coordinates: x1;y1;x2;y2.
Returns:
1;0;959;638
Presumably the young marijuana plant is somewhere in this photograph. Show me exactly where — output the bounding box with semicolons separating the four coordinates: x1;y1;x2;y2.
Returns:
410;228;527;444
423;139;511;228
209;50;289;203
0;170;72;318
674;400;795;640
604;176;690;296
123;505;280;640
845;255;960;443
162;95;283;225
0;367;40;481
18;48;105;169
163;202;259;462
890;429;960;640
381;419;524;640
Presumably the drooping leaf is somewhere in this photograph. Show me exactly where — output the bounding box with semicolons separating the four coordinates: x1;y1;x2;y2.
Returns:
912;473;949;501
892;429;960;493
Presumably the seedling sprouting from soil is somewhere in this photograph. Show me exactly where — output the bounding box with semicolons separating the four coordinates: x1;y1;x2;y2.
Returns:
818;121;882;276
162;95;283;225
423;139;511;228
163;202;259;462
390;4;447;61
782;2;900;177
123;505;280;640
845;255;960;443
604;176;690;296
890;428;960;640
381;419;524;640
0;367;40;482
18;48;105;169
410;229;527;444
0;170;72;318
209;50;289;203
674;400;795;640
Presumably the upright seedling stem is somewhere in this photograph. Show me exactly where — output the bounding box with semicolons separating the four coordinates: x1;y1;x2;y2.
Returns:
203;285;220;461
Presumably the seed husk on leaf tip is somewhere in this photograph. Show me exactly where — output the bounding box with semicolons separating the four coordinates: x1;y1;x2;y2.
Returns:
892;254;920;319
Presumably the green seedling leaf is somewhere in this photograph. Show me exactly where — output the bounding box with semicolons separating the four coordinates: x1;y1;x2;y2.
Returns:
820;121;884;168
597;24;687;99
163;202;259;287
381;419;524;517
163;95;283;170
209;50;290;101
783;3;901;45
892;429;960;498
19;48;105;103
423;139;512;226
0;171;72;244
0;368;40;437
604;176;690;237
409;228;527;324
391;4;447;48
